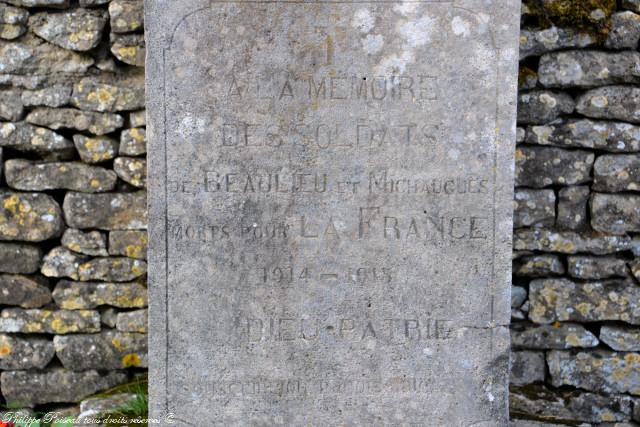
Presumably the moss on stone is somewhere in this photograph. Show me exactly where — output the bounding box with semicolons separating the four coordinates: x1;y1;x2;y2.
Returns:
518;67;538;88
524;0;616;40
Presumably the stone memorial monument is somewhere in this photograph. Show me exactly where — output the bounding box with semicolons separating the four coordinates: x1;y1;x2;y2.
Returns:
146;0;520;424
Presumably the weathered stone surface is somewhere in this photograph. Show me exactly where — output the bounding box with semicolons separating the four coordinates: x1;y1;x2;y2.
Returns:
515;146;594;188
73;134;119;164
114;157;145;188
511;323;599;350
21;84;71;108
631;259;640;282
53;280;147;309
29;9;107;52
0;89;23;121
62;229;108;257
526;119;640;153
1;369;126;408
556;186;590;231
0;274;51;308
519;68;537;91
3;0;69;7
5;160;117;193
0;3;28;40
593;155;640;192
54;330;147;370
0;122;75;160
529;278;640;324
514;229;633;254
519;27;595;60
0;191;63;242
567;256;629;280
548;350;640;395
110;32;143;67
116;309;146;333
78;257;147;282
147;1;519;424
624;0;640;13
71;78;145;113
41;247;88;280
26;107;123;135
510;385;634;424
101;307;118;328
0;335;54;371
80;0;111;6
591;193;640;234
64;191;147;230
539;51;640;89
108;230;146;259
128;110;145;128
606;11;640;49
517;90;574;125
0;308;100;334
512;286;527;309
109;0;143;33
510;351;545;386
0;243;41;274
514;254;565;277
0;34;93;77
600;326;640;352
576;86;640;124
119;127;145;155
514;189;555;228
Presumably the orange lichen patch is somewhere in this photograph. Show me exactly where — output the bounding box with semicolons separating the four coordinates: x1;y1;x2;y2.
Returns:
3;195;20;215
0;344;12;357
112;337;125;351
117;46;138;58
122;353;141;367
125;244;143;258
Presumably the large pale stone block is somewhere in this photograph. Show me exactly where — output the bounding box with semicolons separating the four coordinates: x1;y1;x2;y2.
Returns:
146;0;520;424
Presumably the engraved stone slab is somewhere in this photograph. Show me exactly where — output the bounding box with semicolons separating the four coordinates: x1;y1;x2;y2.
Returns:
146;0;520;425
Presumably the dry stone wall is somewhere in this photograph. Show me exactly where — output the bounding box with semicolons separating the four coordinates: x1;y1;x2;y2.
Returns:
0;0;638;424
512;1;640;425
0;0;147;414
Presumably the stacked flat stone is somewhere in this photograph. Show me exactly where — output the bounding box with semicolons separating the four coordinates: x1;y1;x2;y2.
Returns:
512;0;640;424
0;0;146;412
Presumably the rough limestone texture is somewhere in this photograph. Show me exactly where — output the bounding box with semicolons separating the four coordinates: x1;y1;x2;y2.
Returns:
0;243;41;274
54;331;147;370
547;350;640;396
511;323;599;350
0;308;101;334
0;274;51;308
515;146;594;188
52;280;147;309
529;278;640;324
0;0;146;414
63;191;147;230
0;191;63;242
0;334;54;370
5;160;117;193
525;119;640;152
600;326;640;351
593;154;640;192
147;0;520;424
514;189;556;228
1;369;127;408
590;193;640;234
556;186;590;231
512;1;640;419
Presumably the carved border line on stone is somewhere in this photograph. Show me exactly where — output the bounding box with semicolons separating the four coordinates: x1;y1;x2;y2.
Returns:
155;0;505;421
